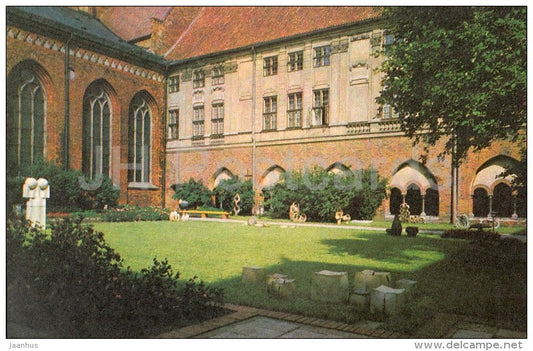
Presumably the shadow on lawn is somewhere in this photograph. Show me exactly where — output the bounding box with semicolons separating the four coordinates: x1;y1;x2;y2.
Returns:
213;234;527;334
320;232;454;266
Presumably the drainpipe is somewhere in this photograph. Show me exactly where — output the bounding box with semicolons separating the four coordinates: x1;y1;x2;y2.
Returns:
64;33;73;170
251;46;257;192
161;67;168;208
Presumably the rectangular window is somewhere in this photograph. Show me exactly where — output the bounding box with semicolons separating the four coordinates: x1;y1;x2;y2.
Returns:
212;66;224;85
211;103;224;136
263;96;277;130
193;70;205;88
287;51;303;72
313;89;329;126
168;76;180;93
287;92;303;128
383;34;395;54
263;56;278;76
314;45;331;67
193;106;204;138
382;104;399;119
168;109;179;140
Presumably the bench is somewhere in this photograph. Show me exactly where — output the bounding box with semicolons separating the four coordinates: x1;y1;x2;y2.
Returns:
179;210;231;219
469;223;491;232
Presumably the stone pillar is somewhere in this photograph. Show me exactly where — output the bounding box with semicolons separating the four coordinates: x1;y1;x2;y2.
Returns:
420;193;426;217
488;194;493;218
512;190;518;219
469;194;475;217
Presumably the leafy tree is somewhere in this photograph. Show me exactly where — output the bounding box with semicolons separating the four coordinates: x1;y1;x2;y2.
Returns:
264;166;388;221
378;7;526;167
171;178;212;209
212;177;255;215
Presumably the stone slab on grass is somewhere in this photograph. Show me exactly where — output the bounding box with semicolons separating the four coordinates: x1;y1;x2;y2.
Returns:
370;285;406;314
311;270;349;303
242;266;266;284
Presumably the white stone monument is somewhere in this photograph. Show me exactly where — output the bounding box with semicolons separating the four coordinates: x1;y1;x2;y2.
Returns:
23;177;50;228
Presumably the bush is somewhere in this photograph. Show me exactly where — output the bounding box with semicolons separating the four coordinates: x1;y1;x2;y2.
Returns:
441;229;499;240
212;177;255;215
101;205;170;222
6;216;225;338
171;178;213;209
6;161;119;213
264;166;388;222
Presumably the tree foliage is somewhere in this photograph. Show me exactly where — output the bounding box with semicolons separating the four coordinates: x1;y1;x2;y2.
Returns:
212;177;255;215
263;166;388;221
378;7;526;167
171;178;213;209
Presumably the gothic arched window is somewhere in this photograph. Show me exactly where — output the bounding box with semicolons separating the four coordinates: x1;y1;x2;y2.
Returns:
7;67;45;171
82;84;112;179
128;95;152;183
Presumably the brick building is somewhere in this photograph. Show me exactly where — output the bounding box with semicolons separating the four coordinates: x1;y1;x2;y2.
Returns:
6;6;526;221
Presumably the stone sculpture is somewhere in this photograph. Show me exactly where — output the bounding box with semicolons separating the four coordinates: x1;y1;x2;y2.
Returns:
23;177;50;228
289;202;307;222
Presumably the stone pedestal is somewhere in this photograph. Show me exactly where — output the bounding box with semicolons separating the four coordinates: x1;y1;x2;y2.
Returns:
268;278;296;299
349;288;370;311
353;270;392;292
266;273;288;292
242;266;266;284
311;270;349;303
370;285;406;314
395;279;417;291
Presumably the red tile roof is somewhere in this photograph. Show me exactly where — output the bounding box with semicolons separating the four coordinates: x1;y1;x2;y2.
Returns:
96;6;172;42
163;7;382;60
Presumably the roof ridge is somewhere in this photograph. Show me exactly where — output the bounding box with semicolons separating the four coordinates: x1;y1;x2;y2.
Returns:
164;7;206;58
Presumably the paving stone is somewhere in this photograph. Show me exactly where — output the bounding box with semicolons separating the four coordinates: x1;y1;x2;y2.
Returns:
495;329;527;339
452;329;494;339
353;320;384;330
415;313;460;338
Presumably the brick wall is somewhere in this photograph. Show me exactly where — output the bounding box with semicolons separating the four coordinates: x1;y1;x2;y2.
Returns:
7;26;166;207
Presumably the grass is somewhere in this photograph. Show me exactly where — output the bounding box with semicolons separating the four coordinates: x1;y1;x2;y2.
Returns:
243;215;527;235
94;220;526;333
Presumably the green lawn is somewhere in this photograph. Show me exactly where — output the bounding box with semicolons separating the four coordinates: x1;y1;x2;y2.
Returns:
94;220;526;333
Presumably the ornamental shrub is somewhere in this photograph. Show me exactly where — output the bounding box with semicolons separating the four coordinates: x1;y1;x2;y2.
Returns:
6;216;225;338
101;205;170;222
171;178;213;209
264;166;388;222
212;177;255;215
6;161;119;213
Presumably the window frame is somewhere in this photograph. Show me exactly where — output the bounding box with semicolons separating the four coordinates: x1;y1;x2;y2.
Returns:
211;66;225;85
287;92;303;129
313;45;331;67
193;70;205;89
263;56;278;76
168;109;179;140
312;89;329;126
263;96;277;131
128;96;152;184
7;68;46;170
287;51;303;72
211;102;224;136
192;105;205;139
168;75;180;93
82;86;112;180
